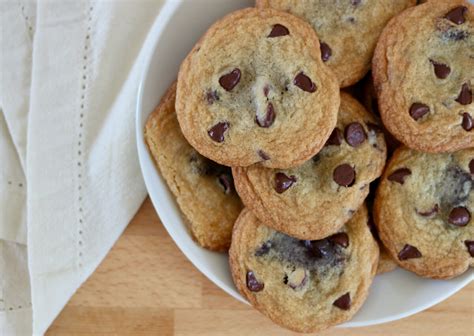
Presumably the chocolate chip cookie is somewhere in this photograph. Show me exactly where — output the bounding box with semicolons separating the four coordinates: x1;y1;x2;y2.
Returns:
145;82;243;251
229;205;379;333
176;8;339;169
373;0;474;153
374;147;473;279
233;92;386;240
257;0;416;88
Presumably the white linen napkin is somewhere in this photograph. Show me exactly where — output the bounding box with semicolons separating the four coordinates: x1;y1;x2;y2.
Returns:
1;1;164;334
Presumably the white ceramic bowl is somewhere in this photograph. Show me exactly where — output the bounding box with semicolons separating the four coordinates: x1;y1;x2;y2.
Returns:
136;0;473;328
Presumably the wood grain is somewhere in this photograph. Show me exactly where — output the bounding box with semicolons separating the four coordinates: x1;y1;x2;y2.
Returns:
47;198;473;335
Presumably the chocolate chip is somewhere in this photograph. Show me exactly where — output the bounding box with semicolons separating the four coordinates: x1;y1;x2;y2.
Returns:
455;83;472;105
440;28;468;41
444;6;467;25
308;239;332;259
256;103;276;128
325;127;343;146
246;271;264;292
462;113;473;131
219;69;241;91
351;0;361;5
268;24;289;38
344;122;367;147
398;244;422;261
409;103;430;121
333;164;355;187
465;240;474;257
274;172;297;193
255;241;271;256
320;42;332;62
430;60;451;79
470;159;474;174
218;174;233;194
206;90;219;104
258;150;270;161
294;72;316;93
207;122;229;143
329;232;349;248
333;293;351;310
417;204;439;217
448;207;471;226
388;168;411;185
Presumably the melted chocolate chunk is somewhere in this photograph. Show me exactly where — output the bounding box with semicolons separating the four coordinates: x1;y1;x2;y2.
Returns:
308;239;332;259
268;24;289;38
328;232;349;248
388;168;411;185
254;232;347;271
294;72;317;93
470;159;474;174
441;28;468;41
462;113;473;131
274;173;297;193
320;42;332;62
465;240;474;257
325;127;343;146
438;166;472;212
409;103;430;120
208;122;229;142
255;241;272;257
455;83;472;105
333;293;351;310
246;271;264;292
429;60;451;79
219;69;241;91
398;244;422;261
256;103;276;128
444;6;467;25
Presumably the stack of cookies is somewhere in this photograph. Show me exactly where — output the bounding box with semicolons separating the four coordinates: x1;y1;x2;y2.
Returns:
145;0;473;332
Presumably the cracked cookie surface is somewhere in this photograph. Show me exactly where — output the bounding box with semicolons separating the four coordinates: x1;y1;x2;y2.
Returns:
176;8;339;169
233;93;386;240
257;0;416;87
374;147;473;279
373;0;474;153
145;82;243;251
229;205;378;333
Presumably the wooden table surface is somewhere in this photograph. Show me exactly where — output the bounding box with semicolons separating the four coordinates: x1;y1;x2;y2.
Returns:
47;198;473;335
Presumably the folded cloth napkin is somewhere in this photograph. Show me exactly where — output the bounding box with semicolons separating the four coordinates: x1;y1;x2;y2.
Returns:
1;0;164;334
